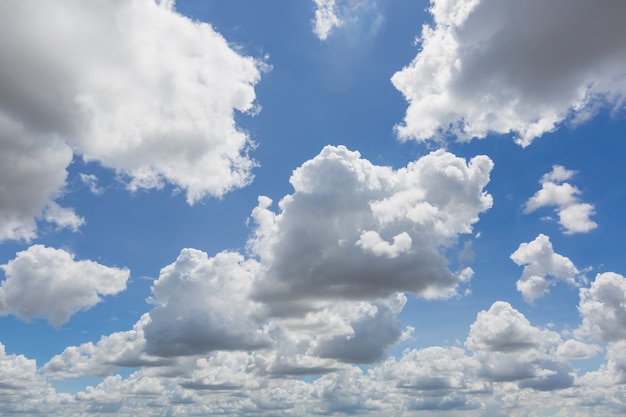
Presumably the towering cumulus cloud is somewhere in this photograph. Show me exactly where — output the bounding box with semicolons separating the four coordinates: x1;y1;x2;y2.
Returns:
392;0;626;145
249;145;493;314
0;0;263;241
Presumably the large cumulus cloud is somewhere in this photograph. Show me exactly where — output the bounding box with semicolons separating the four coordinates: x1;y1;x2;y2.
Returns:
249;145;493;314
392;0;626;145
0;0;263;241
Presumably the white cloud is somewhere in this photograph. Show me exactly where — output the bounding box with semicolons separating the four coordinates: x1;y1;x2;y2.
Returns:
143;249;270;357
556;339;600;360
249;145;493;314
525;165;597;234
578;272;626;342
0;245;129;326
79;173;103;195
0;115;73;242
312;0;384;41
391;0;626;145
0;0;263;223
510;234;579;303
42;201;85;232
313;0;343;40
466;301;551;353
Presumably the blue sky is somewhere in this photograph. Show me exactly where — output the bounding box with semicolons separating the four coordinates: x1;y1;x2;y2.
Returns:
1;0;626;415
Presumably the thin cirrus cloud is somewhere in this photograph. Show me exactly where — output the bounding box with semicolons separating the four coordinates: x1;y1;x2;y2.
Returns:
0;0;263;242
391;0;626;145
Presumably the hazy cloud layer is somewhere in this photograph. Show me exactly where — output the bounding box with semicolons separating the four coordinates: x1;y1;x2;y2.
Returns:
525;165;597;234
511;234;579;303
250;145;493;313
392;0;626;145
0;0;263;242
0;245;129;325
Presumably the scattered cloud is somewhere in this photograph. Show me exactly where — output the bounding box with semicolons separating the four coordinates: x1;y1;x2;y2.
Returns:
0;245;129;326
525;165;597;234
578;272;626;342
392;0;626;145
0;0;264;244
510;234;579;303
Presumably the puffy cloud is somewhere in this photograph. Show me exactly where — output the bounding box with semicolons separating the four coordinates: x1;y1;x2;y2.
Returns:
43;314;172;379
467;302;574;391
0;115;74;242
371;346;483;392
578;272;626;342
249;145;493;314
392;0;626;145
42;202;85;232
0;245;129;326
466;301;552;353
555;339;600;360
510;234;579;303
143;249;270;357
0;343;71;415
525;166;597;234
0;0;263;245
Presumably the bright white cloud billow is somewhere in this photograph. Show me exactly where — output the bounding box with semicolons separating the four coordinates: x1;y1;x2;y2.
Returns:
0;0;263;242
392;0;626;145
525;165;597;234
0;245;129;326
510;234;579;303
249;145;493;314
578;272;626;342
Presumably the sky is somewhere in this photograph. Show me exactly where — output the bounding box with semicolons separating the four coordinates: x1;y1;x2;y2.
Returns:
1;0;626;416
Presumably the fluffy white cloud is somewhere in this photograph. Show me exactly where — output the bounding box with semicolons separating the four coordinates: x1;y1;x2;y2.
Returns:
0;0;263;246
249;145;493;314
0;343;71;415
466;302;574;391
466;301;553;353
143;249;270;357
0;245;129;326
578;272;626;342
0;115;74;242
392;0;626;145
525;166;597;234
510;234;579;303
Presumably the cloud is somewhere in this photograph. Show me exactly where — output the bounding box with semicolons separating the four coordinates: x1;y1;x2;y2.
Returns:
391;0;626;145
249;145;493;314
313;0;343;40
524;165;597;234
578;272;626;342
510;234;579;303
143;249;270;357
312;0;383;41
0;245;129;326
466;301;551;353
0;115;74;242
0;0;263;246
